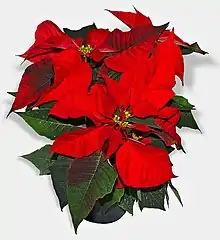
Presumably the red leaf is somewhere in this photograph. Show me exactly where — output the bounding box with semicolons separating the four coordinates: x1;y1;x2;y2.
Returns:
91;84;117;120
159;31;208;55
51;126;115;158
102;22;169;52
8;58;54;115
105;129;124;159
106;7;152;28
51;48;82;86
107;8;207;55
86;28;110;49
155;107;182;147
34;48;86;108
135;30;184;111
34;20;65;42
102;73;131;109
104;38;157;73
116;140;174;188
18;20;73;63
36;61;93;119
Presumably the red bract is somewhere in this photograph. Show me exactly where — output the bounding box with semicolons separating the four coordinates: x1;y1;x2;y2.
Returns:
107;7;207;54
33;48;93;109
8;58;54;114
100;22;169;52
104;30;184;107
106;7;153;28
18;20;111;63
10;22;111;113
103;30;183;146
10;19;172;114
50;83;176;188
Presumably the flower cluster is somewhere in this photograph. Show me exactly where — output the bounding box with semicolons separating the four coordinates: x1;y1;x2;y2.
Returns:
8;7;206;233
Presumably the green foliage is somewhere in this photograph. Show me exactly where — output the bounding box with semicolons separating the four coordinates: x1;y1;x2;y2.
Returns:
38;101;55;109
168;181;183;206
107;69;122;81
16;108;79;140
67;152;117;233
129;117;161;129
180;42;208;55
138;184;167;211
149;137;175;153
177;111;200;131
119;188;136;215
100;188;125;213
173;95;195;110
7;91;17;97
171;96;200;131
21;145;54;175
50;156;73;210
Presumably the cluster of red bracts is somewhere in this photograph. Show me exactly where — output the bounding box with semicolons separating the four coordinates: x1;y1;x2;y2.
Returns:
10;8;195;189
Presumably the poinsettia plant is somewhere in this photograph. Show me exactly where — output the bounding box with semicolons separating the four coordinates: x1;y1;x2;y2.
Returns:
7;7;207;234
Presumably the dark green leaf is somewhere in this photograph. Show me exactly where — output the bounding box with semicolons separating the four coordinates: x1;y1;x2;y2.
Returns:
38;101;55;109
67;152;117;233
16;108;79;140
50;156;73;210
92;66;101;81
138;184;167;211
100;188;125;214
119;190;136;215
173;96;195;110
180;42;208;55
177;110;200;131
165;183;169;208
168;181;183;206
7;91;17;97
91;66;105;85
21;145;54;175
149;137;175;153
63;23;97;45
107;69;122;82
129;117;161;130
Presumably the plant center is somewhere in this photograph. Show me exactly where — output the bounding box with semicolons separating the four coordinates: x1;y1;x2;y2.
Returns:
113;110;132;128
79;44;93;55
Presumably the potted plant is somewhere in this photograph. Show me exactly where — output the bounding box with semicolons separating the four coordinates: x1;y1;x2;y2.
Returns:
7;7;207;234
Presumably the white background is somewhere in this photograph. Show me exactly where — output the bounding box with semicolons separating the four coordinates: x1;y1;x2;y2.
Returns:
0;0;220;239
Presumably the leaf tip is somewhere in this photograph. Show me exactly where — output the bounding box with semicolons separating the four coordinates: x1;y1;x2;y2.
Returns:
132;5;137;11
7;91;15;97
179;145;186;154
203;51;209;55
198;127;202;134
15;55;26;65
6;109;13;118
73;225;78;235
164;21;170;28
63;27;70;33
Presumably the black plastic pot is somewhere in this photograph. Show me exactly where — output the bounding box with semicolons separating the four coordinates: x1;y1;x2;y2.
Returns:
85;201;126;224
